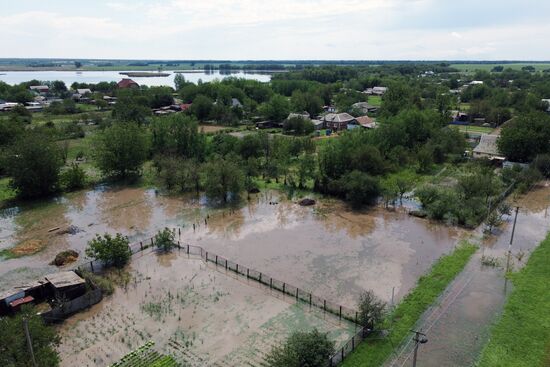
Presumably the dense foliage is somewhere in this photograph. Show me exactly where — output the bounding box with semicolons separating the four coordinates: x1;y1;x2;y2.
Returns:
265;329;335;367
85;233;132;267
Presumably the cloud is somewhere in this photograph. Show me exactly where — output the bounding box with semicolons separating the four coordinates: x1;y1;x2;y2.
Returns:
451;32;462;39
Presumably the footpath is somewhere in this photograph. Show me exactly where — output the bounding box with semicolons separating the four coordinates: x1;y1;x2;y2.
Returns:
385;184;550;367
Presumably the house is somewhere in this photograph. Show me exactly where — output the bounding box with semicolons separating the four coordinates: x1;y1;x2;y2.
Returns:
231;98;243;108
29;85;50;94
352;102;378;114
286;112;310;120
364;86;388;96
311;119;325;130
355;115;377;129
76;88;92;95
0;101;19;111
450;111;470;124
322;113;356;131
473;134;505;160
323;105;336;113
117;78;139;89
256;120;282;129
542;99;550;113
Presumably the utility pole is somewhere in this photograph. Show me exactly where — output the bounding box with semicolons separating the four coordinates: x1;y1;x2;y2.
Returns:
504;206;519;290
411;329;428;367
23;318;38;367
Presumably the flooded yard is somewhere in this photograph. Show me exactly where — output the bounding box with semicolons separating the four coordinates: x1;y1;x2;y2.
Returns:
58;252;356;366
0;186;467;307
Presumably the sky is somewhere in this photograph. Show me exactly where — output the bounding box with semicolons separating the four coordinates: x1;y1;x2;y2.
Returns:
2;0;550;60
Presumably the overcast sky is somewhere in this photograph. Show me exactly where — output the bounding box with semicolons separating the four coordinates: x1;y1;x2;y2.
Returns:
2;0;549;60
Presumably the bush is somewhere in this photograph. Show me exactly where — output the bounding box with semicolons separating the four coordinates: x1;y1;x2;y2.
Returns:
154;227;177;252
358;290;386;329
60;163;87;191
265;329;335;367
85;233;132;268
339;170;381;209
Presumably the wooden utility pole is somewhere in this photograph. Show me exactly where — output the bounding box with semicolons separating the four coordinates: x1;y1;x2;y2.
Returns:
23;318;38;367
505;206;520;274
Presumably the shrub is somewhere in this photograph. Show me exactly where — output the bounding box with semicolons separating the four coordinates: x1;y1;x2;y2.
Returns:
85;233;131;268
60;163;87;191
265;329;335;367
154;227;177;252
357;290;386;329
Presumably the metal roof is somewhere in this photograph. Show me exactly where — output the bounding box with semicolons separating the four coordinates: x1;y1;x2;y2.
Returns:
45;271;85;289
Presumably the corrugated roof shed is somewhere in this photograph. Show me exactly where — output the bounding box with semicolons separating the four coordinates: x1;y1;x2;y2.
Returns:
473;134;501;156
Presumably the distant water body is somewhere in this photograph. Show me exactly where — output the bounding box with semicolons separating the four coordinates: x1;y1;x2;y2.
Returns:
0;70;271;88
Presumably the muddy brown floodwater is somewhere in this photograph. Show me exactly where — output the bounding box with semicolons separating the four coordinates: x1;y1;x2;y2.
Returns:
58;252;357;366
1;186;466;308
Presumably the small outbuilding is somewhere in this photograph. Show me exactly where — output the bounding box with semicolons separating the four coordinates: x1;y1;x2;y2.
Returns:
117;78;140;89
473;134;505;160
45;271;86;300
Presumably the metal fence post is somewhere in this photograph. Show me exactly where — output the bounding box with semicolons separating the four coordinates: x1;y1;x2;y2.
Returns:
339;306;342;320
323;300;326;312
295;288;299;300
90;261;94;272
215;255;218;265
150;238;153;246
355;311;358;324
205;252;208;261
341;348;344;360
283;283;286;294
187;245;190;254
270;278;272;289
236;264;239;274
225;259;228;270
259;273;262;283
352;336;355;350
246;269;249;278
140;241;143;251
309;293;312;306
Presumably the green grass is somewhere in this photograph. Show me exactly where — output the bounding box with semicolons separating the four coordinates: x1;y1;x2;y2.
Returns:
477;234;550;367
0;177;17;205
342;242;477;367
368;95;382;107
449;125;494;134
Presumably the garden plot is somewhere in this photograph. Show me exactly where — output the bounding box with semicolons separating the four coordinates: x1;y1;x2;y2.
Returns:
58;251;356;367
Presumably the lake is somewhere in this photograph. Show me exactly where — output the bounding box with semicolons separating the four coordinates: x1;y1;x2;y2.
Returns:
0;70;272;88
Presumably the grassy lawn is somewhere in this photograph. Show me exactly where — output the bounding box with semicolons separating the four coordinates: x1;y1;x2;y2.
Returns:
477;233;550;367
449;124;494;134
368;95;382;107
342;242;477;367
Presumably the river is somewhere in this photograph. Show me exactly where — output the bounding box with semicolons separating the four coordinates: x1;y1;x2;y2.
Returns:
0;70;271;88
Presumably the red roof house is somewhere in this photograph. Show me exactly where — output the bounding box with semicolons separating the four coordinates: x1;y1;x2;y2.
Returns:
117;78;139;89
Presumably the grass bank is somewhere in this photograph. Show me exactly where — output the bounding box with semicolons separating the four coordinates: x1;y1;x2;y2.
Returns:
342;242;477;367
477;233;550;367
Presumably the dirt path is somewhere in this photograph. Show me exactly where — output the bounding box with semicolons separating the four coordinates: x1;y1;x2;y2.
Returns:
385;183;550;367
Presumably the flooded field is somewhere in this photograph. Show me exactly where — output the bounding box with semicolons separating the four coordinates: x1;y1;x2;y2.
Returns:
58;252;356;366
0;186;467;307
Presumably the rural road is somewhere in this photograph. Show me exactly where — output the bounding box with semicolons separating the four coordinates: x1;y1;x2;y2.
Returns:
385;183;550;367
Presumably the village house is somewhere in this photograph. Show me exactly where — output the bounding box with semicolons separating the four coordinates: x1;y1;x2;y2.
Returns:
473;134;505;161
29;85;50;95
286;112;310;120
364;86;388;96
322;112;356;131
352;101;379;114
117;78;139;89
542;99;550;113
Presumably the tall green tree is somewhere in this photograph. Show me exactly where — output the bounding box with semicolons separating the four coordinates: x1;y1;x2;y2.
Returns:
92;122;149;178
0;305;60;367
203;154;244;203
3;132;63;199
498;112;550;162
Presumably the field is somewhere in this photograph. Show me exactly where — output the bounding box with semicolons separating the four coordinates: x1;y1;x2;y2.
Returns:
58;252;357;366
477;233;550;367
450;63;550;72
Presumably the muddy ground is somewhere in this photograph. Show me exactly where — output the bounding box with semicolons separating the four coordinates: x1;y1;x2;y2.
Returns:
0;187;466;306
58;252;356;367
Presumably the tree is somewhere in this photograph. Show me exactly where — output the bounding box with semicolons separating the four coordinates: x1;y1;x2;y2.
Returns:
282;116;314;136
189;94;213;120
497;112;550;162
85;233;132;267
265;329;335;367
60;163;87;191
151;114;206;159
0;305;60;366
154;227;177;252
203;155;244;203
339;170;381;209
112;96;151;124
174;74;186;90
74;61;82;69
92;122;149;178
534;154;550;178
259;94;290;122
357;290;386;329
3;132;63;199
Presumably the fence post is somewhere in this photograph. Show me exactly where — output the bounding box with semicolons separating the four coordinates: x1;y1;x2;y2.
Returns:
283;283;286;294
295;288;299;300
177;241;180;249
323;300;326;312
341;348;344;361
355;311;358;324
270;278;272;289
309;293;312;306
150;238;153;246
339;306;342;320
247;269;249;278
236;264;239;274
140;241;143;251
205;252;208;261
259;273;262;283
187;245;190;255
178;227;181;237
215;255;218;265
90;261;94;272
352;336;355;350
225;259;228;270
